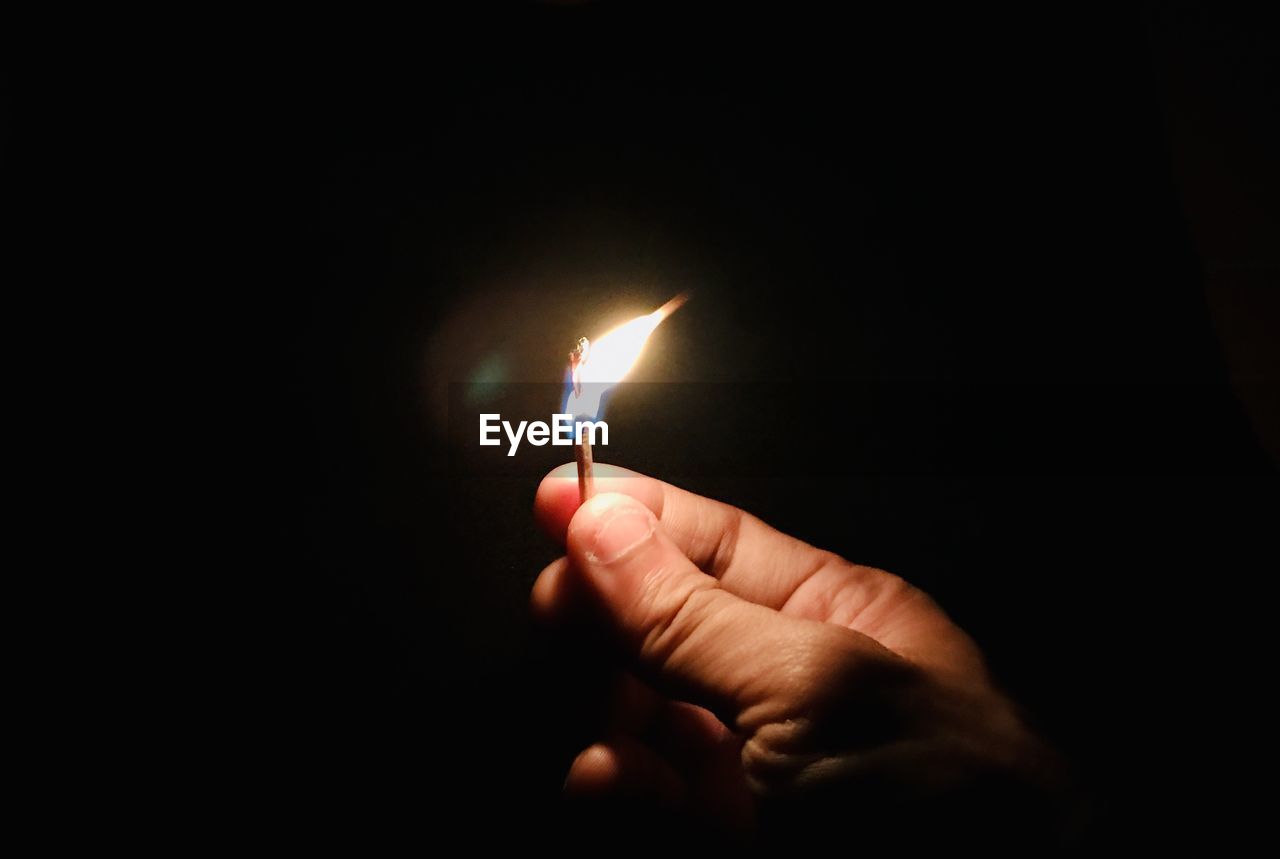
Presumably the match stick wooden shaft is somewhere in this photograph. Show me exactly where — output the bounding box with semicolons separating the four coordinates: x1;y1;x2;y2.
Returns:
575;438;595;503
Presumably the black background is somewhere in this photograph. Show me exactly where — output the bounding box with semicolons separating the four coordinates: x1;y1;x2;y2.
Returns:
223;3;1279;851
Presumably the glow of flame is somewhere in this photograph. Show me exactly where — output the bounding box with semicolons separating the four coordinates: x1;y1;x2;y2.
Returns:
564;293;687;420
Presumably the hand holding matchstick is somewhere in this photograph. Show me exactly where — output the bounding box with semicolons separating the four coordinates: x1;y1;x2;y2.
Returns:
531;464;1067;847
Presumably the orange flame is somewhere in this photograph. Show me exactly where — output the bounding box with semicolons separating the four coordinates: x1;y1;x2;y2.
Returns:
566;293;687;419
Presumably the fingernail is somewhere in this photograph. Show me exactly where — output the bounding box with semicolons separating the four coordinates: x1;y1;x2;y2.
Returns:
587;502;656;564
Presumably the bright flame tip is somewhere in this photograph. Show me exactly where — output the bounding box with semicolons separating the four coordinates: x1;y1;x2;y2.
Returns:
653;292;690;322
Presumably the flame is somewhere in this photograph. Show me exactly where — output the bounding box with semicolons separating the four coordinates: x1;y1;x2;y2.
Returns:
564;293;687;420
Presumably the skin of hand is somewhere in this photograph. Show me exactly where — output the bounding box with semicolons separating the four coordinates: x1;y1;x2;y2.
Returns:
533;464;1067;846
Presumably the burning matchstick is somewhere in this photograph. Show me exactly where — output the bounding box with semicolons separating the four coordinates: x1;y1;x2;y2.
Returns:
568;337;596;502
574;422;595;502
566;293;687;504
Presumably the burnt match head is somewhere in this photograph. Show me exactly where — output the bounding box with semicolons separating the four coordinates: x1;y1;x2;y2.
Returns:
568;337;590;367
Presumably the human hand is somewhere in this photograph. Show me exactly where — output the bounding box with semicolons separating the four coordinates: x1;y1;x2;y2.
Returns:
533;464;1066;847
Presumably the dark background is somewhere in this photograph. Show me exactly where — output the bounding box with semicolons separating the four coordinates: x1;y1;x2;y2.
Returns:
233;3;1279;851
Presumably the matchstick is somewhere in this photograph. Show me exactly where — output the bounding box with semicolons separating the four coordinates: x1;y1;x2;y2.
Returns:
575;435;595;503
568;335;596;503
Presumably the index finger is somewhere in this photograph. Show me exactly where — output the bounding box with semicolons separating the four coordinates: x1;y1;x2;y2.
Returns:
534;463;843;610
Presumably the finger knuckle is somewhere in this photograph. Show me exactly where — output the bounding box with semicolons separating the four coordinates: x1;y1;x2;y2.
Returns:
741;719;818;794
637;577;724;668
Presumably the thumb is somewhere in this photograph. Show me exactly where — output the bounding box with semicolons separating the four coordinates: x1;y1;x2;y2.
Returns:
566;493;886;732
